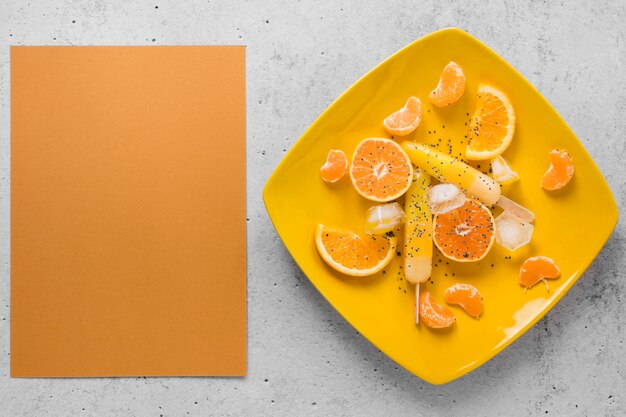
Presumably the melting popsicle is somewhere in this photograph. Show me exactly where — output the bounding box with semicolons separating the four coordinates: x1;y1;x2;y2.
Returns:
401;142;501;206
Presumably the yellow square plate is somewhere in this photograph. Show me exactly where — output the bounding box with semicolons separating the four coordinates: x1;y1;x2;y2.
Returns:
263;28;618;384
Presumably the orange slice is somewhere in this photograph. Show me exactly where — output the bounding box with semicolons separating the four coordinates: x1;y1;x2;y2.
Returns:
419;291;456;329
466;84;516;160
444;283;483;319
433;198;495;262
541;149;574;190
320;149;348;183
314;224;397;277
429;61;466;107
349;138;413;202
519;256;561;289
383;97;422;136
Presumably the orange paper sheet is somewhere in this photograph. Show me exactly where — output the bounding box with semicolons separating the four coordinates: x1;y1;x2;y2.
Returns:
11;46;246;377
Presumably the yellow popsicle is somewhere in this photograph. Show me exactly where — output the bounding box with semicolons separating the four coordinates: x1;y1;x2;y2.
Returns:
401;141;501;206
403;168;432;284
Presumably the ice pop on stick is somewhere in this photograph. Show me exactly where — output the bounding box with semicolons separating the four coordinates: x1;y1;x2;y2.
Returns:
403;168;432;284
401;141;501;206
403;168;432;325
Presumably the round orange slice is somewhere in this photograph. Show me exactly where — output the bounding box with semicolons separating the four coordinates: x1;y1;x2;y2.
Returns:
541;149;574;191
383;97;422;136
433;198;495;262
419;291;456;329
314;224;397;277
320;149;348;183
444;283;483;319
519;256;560;289
429;61;466;107
349;138;413;202
466;84;516;160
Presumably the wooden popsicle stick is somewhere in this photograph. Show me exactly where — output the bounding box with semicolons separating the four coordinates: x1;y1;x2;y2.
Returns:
496;195;535;223
415;283;420;325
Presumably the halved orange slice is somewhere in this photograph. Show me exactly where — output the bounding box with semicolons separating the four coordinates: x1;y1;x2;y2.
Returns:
466;84;516;160
383;97;422;136
314;224;397;277
519;256;560;289
429;61;466;107
433;198;495;262
349;138;413;202
444;283;483;319
541;149;574;191
419;291;456;329
320;149;348;183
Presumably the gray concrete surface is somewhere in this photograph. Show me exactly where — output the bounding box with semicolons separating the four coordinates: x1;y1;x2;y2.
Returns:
0;0;624;416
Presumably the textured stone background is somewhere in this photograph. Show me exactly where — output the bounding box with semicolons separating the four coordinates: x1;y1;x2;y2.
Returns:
1;1;624;416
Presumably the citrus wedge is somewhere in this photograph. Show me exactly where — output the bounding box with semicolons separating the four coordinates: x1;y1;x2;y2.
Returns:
419;292;456;329
542;149;574;191
466;84;516;160
444;283;484;319
519;256;560;289
320;149;348;183
314;224;397;277
429;61;466;107
383;96;422;136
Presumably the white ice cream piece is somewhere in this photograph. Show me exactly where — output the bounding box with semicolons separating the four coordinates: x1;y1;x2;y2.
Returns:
427;183;466;214
365;202;406;235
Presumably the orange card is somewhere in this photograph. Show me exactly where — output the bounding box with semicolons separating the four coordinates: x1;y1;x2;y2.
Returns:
11;46;246;377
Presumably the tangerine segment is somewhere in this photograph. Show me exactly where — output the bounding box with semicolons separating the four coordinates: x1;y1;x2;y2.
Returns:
433;198;495;262
320;149;348;183
466;84;516;160
519;256;560;289
429;61;466;107
444;283;484;319
419;292;456;329
383;97;422;136
350;138;413;202
314;224;397;277
542;149;574;191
